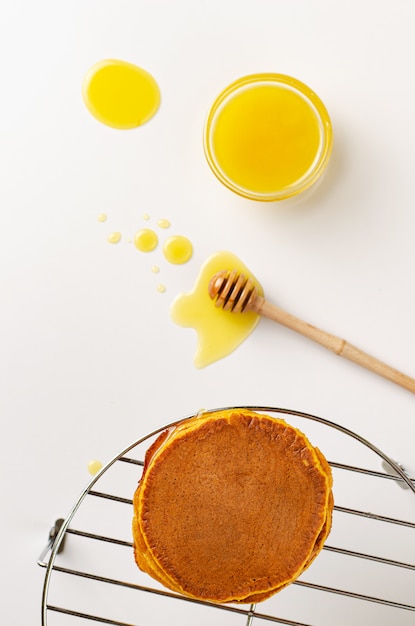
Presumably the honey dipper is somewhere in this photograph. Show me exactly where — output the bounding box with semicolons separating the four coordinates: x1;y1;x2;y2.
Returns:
208;269;415;394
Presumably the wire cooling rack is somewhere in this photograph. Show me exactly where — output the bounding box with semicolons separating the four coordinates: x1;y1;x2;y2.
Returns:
38;406;415;626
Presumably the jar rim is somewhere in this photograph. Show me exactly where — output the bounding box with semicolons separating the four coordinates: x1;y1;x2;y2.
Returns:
203;73;333;202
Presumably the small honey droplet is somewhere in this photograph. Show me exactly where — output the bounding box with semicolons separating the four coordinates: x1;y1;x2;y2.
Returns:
157;284;166;293
157;218;171;229
163;235;193;264
107;231;122;244
151;265;160;273
134;228;158;252
87;459;103;475
142;213;150;221
97;213;107;222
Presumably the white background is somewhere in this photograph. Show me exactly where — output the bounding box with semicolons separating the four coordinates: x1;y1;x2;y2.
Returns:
1;1;414;624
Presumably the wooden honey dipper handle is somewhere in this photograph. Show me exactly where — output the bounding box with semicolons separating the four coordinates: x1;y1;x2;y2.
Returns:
209;270;415;394
254;296;415;393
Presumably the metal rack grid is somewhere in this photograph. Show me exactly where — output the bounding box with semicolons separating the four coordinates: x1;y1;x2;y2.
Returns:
38;407;415;626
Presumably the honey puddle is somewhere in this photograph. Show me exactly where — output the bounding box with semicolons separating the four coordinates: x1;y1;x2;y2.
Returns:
170;251;262;368
82;59;160;129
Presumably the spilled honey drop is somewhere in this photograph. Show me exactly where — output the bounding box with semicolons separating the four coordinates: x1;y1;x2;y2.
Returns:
107;231;122;244
170;251;262;368
87;459;103;475
97;213;107;222
157;284;166;293
151;265;160;273
143;213;150;221
134;228;158;252
157;218;171;229
163;235;193;265
82;59;160;130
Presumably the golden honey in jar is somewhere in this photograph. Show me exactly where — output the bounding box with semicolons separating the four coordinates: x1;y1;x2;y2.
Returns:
204;74;332;201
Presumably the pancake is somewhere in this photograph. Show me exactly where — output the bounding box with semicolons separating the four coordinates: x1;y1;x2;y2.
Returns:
132;409;333;603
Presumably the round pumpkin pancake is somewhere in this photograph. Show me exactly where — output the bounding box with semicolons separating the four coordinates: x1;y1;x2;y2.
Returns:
132;409;333;603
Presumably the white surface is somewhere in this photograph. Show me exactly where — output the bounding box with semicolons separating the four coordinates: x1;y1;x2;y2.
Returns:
1;1;414;624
